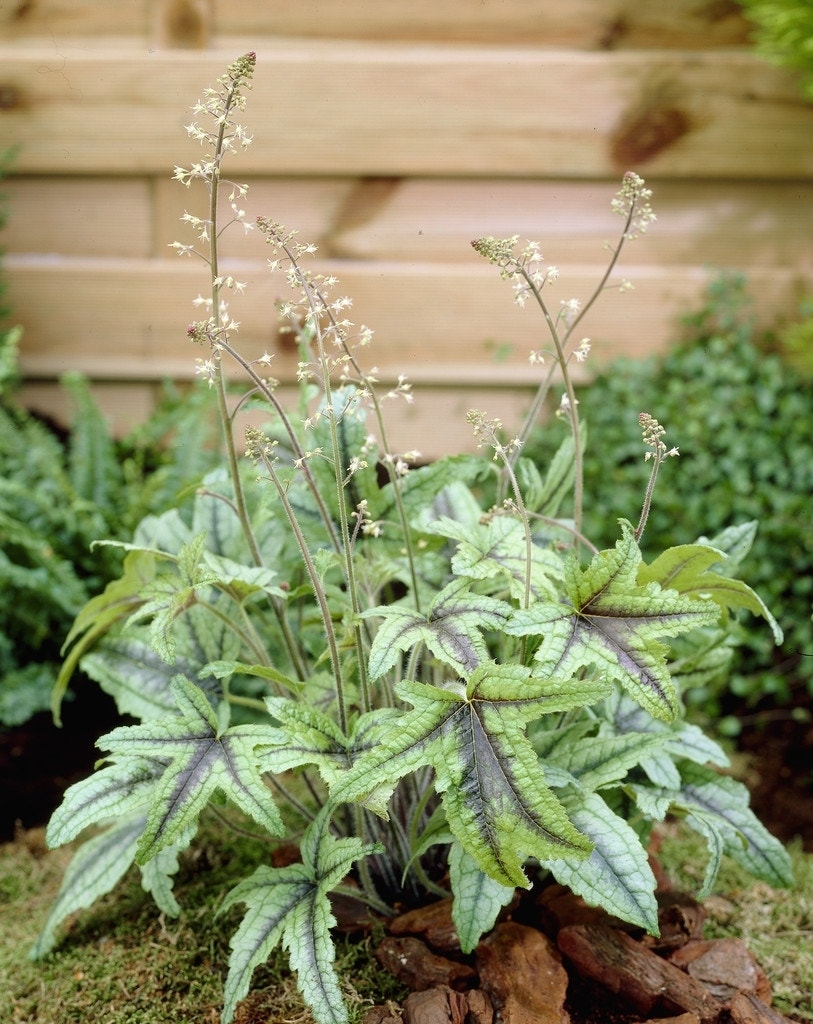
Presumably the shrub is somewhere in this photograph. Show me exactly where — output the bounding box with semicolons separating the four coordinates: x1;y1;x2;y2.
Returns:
774;291;813;377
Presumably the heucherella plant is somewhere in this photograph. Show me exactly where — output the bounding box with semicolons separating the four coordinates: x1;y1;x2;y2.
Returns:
32;54;792;1024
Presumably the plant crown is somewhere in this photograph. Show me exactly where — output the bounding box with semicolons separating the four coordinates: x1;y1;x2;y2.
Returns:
33;55;792;1024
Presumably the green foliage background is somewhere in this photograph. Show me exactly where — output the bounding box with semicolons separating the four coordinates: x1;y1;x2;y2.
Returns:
738;0;813;100
1;146;228;728
0;368;222;726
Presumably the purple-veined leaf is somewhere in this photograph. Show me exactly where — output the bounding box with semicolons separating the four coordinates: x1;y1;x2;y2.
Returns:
541;791;660;933
46;755;167;847
544;731;669;793
220;809;379;1024
99;675;283;863
674;762;793;893
507;522;720;721
34;752;192;953
599;690;730;770
364;579;511;679
448;842;515;954
629;762;793;899
82;629;222;721
31;814;146;959
335;663;611;888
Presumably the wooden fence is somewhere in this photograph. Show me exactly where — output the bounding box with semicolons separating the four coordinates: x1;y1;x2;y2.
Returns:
2;0;812;456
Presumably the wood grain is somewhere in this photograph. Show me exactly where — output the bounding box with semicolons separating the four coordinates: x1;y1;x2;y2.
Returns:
2;46;811;178
2;178;153;257
0;0;148;37
318;179;813;268
3;7;811;450
8;255;801;382
6;175;811;271
2;0;751;48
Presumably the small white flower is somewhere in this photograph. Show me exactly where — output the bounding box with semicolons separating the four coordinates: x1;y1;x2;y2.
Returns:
574;338;591;363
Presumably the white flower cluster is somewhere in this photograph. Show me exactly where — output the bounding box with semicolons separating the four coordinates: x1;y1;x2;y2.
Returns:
639;412;679;461
471;236;559;309
611;171;656;239
466;409;522;462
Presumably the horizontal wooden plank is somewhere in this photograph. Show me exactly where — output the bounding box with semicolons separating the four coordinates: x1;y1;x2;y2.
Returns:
217;0;751;48
319;178;813;269
1;178;153;257
2;46;811;178
8;256;801;386
152;176;357;262
0;176;358;259
2;0;751;49
0;0;149;37
7;174;810;273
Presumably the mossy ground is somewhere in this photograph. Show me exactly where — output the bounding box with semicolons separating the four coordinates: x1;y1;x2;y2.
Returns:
0;817;406;1024
1;817;810;1023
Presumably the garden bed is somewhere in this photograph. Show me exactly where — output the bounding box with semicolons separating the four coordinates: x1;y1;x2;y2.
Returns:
2;812;810;1024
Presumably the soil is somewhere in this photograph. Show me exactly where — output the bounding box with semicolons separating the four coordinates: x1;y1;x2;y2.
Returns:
0;686;123;842
734;692;813;851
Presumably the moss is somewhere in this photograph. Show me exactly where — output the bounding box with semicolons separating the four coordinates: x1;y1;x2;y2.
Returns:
0;819;405;1024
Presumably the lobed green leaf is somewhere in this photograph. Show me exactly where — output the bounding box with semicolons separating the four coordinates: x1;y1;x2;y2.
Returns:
46;756;165;848
364;579;511;680
31;815;146;959
676;762;794;891
336;667;599;888
639;541;783;644
508;522;720;721
429;513;561;602
545;731;669;793
100;676;283;862
220;810;377;1024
